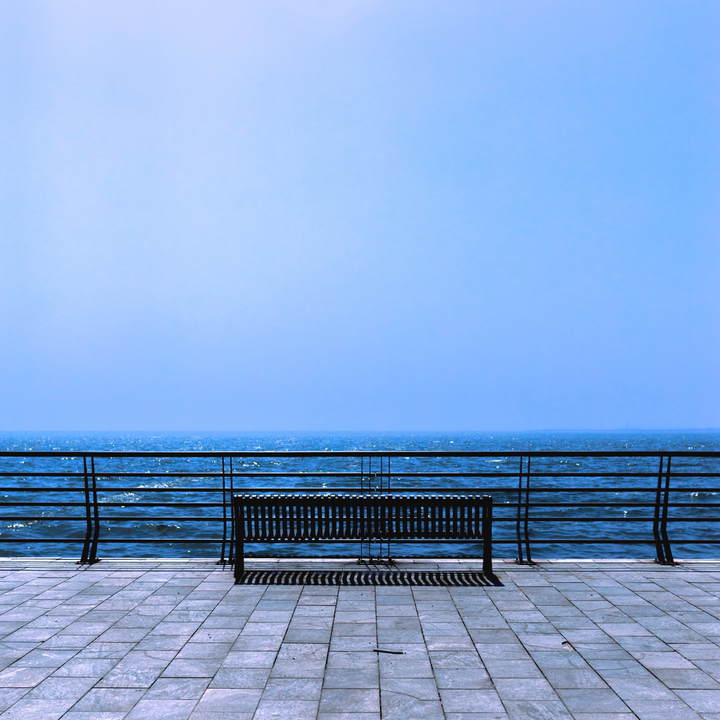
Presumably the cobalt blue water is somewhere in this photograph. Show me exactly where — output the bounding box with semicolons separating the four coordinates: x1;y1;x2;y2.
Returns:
1;431;719;560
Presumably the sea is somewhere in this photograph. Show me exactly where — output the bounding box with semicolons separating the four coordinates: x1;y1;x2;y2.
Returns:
1;431;719;561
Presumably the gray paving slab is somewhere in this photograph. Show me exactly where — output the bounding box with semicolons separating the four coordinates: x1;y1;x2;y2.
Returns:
1;558;720;717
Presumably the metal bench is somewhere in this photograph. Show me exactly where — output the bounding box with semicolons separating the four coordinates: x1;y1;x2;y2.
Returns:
232;493;493;579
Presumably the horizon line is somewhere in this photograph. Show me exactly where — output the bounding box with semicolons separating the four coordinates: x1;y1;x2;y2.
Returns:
1;428;719;434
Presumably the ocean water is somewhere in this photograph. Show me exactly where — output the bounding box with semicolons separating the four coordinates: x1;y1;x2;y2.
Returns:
1;431;719;560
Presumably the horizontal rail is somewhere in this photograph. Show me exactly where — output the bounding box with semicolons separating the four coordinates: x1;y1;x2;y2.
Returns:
2;486;720;494
3;472;720;479
4;537;720;545
3;501;720;509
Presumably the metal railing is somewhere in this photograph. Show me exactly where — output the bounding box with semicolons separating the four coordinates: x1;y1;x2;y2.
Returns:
0;450;718;564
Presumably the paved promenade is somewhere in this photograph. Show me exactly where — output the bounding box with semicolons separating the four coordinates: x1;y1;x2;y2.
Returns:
1;557;720;719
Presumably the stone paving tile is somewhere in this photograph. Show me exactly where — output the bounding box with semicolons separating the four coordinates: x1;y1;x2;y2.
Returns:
190;688;262;715
320;687;380;713
61;713;129;720
12;648;76;667
434;668;493;689
210;666;272;690
254;699;319;719
0;698;71;720
652;667;720;689
124;698;198;720
541;667;609;688
624;699;703;719
674;688;720;712
0;666;55;687
331;637;377;652
72;686;146;711
260;677;323;700
483;659;543;678
25;675;98;702
146;677;211;698
0;687;30;712
176;642;233;659
439;688;505;713
162;658;224;678
3;558;720;717
556;687;630;713
323;668;379;688
381;693;444;720
328;650;378;669
232;634;283;651
493;677;560;701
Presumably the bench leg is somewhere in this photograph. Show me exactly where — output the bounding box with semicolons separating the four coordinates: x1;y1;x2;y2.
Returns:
482;497;493;577
234;541;244;581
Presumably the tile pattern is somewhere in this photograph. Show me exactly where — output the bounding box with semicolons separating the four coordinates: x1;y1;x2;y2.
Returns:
0;557;719;718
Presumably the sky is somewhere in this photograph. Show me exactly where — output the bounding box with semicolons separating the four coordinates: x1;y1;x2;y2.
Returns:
0;0;718;431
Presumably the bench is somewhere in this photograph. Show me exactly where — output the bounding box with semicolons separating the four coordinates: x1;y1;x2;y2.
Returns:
232;493;493;579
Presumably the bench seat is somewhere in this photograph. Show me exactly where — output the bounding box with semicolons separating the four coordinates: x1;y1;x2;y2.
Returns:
232;493;492;578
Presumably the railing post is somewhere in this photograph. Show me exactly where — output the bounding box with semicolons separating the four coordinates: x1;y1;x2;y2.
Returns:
516;456;524;564
359;454;381;563
386;455;397;562
523;456;533;564
357;453;393;565
219;456;228;565
654;456;668;564
516;456;533;564
228;456;235;564
358;454;367;562
79;455;92;565
661;455;675;565
87;456;100;564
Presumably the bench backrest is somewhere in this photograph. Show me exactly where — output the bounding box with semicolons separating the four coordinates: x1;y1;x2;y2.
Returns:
233;493;491;542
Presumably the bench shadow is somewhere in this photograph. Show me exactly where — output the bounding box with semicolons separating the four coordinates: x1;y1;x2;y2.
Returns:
235;569;503;587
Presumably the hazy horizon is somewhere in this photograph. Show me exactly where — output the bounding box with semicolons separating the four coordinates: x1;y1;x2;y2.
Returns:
3;428;720;435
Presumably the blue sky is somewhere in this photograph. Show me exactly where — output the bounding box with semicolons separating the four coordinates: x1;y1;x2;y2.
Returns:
1;0;718;431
